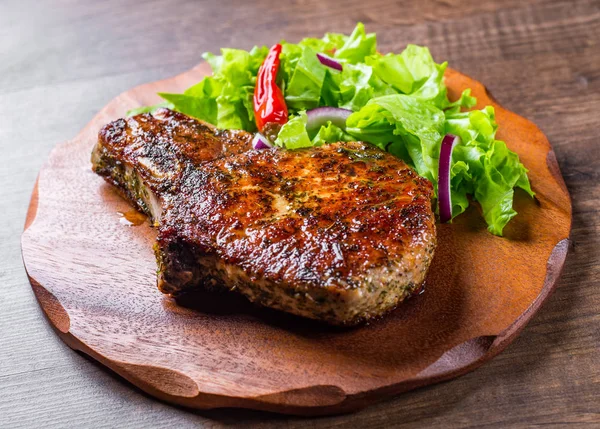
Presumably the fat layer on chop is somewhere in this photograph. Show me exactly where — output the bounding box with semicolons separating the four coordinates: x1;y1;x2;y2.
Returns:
92;109;436;325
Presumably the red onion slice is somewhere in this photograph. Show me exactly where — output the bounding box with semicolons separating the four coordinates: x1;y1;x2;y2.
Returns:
438;134;460;223
252;133;273;150
316;53;343;71
306;107;352;133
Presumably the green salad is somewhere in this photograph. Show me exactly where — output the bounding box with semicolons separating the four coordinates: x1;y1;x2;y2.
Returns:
129;23;533;236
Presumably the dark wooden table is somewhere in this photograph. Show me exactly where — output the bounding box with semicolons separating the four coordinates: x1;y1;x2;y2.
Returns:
1;0;599;427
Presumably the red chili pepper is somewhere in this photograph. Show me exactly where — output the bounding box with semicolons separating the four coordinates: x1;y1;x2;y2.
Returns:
253;44;288;132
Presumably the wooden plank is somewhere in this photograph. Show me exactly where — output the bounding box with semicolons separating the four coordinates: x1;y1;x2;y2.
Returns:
1;0;599;426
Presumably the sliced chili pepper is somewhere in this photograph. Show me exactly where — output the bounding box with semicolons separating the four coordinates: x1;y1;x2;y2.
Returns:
253;44;288;132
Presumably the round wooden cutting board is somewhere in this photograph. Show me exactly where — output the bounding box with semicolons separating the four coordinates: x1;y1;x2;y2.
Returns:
21;62;572;415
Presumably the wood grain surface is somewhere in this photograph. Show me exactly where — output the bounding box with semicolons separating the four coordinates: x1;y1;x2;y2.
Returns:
2;0;599;427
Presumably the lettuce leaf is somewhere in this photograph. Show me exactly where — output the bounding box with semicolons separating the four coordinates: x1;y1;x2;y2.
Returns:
275;111;354;149
284;46;327;111
274;112;312;149
311;121;354;146
445;106;534;234
475;140;532;235
333;22;376;64
367;45;439;94
157;93;217;124
159;46;267;130
335;63;394;111
298;32;347;54
346;94;445;184
126;102;171;117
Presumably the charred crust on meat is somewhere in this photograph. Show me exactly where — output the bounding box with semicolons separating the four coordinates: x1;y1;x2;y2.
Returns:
91;109;437;326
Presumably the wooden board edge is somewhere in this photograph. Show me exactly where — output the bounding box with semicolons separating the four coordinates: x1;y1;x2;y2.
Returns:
23;177;39;231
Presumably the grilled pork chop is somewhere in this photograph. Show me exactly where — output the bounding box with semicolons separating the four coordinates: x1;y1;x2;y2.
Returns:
92;109;436;325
